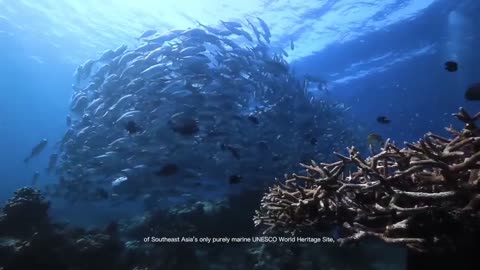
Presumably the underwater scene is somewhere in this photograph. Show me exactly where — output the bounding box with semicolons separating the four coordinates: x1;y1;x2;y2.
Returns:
1;0;480;269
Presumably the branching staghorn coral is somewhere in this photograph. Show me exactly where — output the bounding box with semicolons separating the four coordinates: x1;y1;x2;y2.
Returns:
254;108;480;252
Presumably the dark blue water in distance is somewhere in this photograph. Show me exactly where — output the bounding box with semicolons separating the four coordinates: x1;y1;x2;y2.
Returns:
0;0;479;269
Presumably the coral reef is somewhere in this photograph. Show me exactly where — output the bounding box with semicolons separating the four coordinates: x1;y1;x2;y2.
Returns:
121;191;382;270
0;186;393;269
0;187;50;237
254;108;480;253
0;187;123;270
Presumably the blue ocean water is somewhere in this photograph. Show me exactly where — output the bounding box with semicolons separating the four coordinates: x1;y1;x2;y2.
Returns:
0;0;479;268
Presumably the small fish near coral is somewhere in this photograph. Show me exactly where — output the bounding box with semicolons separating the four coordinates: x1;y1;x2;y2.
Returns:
376;116;391;124
229;174;242;184
465;83;480;101
444;60;458;72
125;120;142;135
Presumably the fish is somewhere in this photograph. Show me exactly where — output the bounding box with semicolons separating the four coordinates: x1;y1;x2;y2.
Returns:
80;59;95;78
66;115;72;126
239;30;253;42
95;151;118;160
221;143;241;160
144;46;168;61
125;120;142;135
117;51;141;68
24;139;48;163
220;38;241;50
140;63;167;78
85;98;103;111
113;44;128;56
58;128;74;147
109;94;134;111
155;163;179;177
146;29;182;43
246;19;261;42
257;17;271;43
220;23;251;41
376;116;391;124
178;46;206;57
465;83;480;101
180;55;211;66
290;39;294;51
444;61;458;72
46;153;59;174
31;171;40;185
181;28;208;38
114;110;142;123
99;49;116;62
93;103;106;116
195;20;225;35
168;114;200;136
112;176;128;187
367;133;383;145
220;20;242;29
71;95;88;113
137;29;157;40
229;174;242;184
51;19;355;203
108;137;128;148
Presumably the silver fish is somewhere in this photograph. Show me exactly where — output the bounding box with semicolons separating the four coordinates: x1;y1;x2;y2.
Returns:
137;29;157;40
257;17;271;43
114;110;142;123
109;94;134;111
108;137;128;147
46;153;59;174
181;28;207;38
144;47;168;61
99;49;115;62
178;46;206;57
140;63;167;78
71;95;88;113
85;98;103;111
146;29;182;43
58;129;74;146
247;19;261;42
195;20;225;35
113;44;128;55
117;51;142;68
93;103;106;116
24;139;48;163
220;20;242;29
80;59;95;78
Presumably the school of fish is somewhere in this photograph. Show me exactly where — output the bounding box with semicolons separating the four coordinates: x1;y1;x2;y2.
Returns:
27;18;354;203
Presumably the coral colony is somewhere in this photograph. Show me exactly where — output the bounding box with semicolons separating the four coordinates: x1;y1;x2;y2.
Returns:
255;108;480;253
